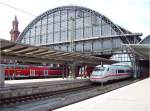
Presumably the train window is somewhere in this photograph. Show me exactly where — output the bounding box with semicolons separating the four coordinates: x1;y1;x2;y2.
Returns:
107;68;109;71
126;70;131;73
118;70;125;73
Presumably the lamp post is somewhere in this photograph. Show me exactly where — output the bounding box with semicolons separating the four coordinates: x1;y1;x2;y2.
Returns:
68;17;76;79
70;17;75;52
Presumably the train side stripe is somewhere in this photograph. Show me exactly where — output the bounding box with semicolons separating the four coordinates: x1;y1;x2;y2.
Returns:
91;73;130;80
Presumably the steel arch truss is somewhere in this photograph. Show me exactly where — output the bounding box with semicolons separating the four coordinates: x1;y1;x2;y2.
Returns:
17;6;141;44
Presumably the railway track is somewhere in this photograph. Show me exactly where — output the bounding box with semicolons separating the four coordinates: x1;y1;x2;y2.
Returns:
0;84;95;107
0;78;139;109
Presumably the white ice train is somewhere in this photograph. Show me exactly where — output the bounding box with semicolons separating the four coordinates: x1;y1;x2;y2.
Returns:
90;64;132;83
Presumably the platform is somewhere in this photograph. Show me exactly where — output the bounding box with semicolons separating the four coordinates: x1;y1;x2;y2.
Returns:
5;77;87;87
55;78;149;111
0;78;90;99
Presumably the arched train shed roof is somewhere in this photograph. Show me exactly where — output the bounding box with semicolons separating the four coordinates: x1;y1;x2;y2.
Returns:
139;35;150;44
17;6;132;42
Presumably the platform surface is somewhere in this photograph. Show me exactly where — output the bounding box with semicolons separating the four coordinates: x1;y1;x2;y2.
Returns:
55;78;150;111
4;77;88;87
5;78;64;85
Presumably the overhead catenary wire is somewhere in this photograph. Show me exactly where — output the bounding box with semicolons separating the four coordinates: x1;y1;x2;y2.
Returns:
65;0;74;6
0;1;37;17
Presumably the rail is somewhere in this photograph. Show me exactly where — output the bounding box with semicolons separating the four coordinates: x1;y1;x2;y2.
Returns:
0;78;139;109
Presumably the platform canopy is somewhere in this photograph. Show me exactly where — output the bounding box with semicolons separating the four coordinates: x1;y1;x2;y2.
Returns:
126;44;150;60
0;39;116;65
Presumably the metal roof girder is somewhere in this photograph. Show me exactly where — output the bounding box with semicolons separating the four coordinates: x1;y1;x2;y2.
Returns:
25;49;49;55
34;50;56;56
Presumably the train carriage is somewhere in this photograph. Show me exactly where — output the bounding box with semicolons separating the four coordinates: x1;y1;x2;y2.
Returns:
3;64;94;79
90;64;132;83
4;64;63;79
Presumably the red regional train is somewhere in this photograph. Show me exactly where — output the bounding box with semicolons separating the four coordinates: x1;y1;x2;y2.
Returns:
3;64;94;79
4;64;63;79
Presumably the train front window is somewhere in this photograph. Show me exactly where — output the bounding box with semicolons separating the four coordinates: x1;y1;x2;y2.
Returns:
94;67;105;71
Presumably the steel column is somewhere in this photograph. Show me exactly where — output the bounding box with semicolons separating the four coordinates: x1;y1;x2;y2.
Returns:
0;64;5;88
62;64;65;79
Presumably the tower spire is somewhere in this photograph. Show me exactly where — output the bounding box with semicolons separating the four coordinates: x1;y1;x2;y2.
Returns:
10;15;20;42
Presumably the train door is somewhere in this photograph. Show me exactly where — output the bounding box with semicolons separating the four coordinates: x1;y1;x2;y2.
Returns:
112;67;118;80
30;70;35;77
44;70;48;77
106;67;113;81
115;68;119;80
117;69;125;79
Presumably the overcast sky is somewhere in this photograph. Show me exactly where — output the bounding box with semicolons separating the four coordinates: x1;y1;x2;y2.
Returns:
0;0;149;40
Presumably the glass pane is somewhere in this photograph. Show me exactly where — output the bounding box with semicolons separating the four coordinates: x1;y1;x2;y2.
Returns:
84;41;91;51
68;20;75;30
42;17;47;25
76;43;83;52
54;32;60;42
93;25;101;36
54;23;60;32
41;25;47;34
48;15;53;23
84;16;91;27
103;39;111;49
61;31;67;42
68;10;75;19
93;40;102;51
54;11;60;22
55;15;60;22
36;20;41;26
41;34;46;44
61;21;67;31
76;18;83;28
47;33;53;43
84;12;91;17
76;28;83;40
84;27;92;38
36;26;41;36
30;28;35;36
112;38;122;48
48;24;53;33
35;35;40;45
102;25;111;36
61;45;67;51
68;30;72;41
111;28;117;35
76;10;83;18
61;10;67;21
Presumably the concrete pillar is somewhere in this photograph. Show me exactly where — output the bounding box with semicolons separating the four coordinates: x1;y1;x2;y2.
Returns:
136;61;140;78
83;65;86;78
65;63;69;78
62;64;65;79
101;61;103;67
79;66;83;78
68;63;76;79
133;60;137;79
0;64;5;88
